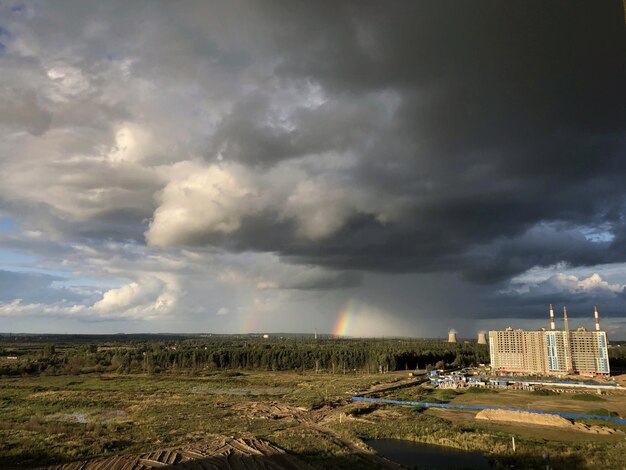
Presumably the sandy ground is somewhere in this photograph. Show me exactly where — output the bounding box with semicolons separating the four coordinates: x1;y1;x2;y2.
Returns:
614;374;626;388
475;409;623;435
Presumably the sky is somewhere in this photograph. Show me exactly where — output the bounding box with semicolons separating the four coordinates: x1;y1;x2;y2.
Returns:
1;1;626;338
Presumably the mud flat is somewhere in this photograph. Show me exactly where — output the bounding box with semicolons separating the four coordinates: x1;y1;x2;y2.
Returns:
475;409;623;435
43;434;315;470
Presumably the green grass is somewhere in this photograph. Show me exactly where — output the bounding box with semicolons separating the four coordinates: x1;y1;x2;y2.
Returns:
586;408;619;417
0;371;401;468
430;389;458;403
463;387;498;394
570;394;605;402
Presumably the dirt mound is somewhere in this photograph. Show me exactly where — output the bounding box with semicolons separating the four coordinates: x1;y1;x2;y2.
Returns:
43;434;315;470
614;374;626;388
475;409;622;435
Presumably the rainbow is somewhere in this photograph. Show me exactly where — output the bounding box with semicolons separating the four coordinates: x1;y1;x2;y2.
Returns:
243;309;257;333
333;299;355;336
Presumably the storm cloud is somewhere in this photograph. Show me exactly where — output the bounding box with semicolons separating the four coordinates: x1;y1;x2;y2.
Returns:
147;1;626;281
1;1;625;336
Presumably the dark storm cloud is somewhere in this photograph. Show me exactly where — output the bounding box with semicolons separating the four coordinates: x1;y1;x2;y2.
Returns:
176;0;626;285
483;288;626;322
4;0;624;287
207;90;384;168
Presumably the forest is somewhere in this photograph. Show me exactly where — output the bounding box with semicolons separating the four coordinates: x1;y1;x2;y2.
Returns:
0;334;490;376
3;334;625;378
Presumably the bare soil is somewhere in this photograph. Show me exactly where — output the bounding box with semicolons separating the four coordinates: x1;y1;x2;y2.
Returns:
475;409;623;435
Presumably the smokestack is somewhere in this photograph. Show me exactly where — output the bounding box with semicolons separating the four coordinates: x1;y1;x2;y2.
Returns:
549;304;555;330
563;305;573;374
594;305;600;331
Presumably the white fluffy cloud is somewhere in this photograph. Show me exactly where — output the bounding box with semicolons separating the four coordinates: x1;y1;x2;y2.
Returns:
93;275;178;317
0;274;179;321
146;157;406;245
147;163;262;245
550;273;625;295
504;272;626;297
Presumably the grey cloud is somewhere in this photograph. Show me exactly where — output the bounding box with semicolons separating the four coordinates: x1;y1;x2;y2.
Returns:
207;87;391;168
4;1;623;283
0;89;51;135
283;270;361;291
1;0;626;334
142;1;626;284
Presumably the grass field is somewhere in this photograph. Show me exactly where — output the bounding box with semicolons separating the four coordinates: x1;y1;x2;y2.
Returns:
0;371;399;469
2;371;626;469
452;388;626;417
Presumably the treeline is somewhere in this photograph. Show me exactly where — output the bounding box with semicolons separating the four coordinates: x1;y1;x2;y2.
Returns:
608;344;626;371
0;337;489;376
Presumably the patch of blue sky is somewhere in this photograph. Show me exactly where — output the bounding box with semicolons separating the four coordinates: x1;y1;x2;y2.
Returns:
1;265;68;279
0;217;19;232
579;224;614;243
0;248;37;266
52;276;124;289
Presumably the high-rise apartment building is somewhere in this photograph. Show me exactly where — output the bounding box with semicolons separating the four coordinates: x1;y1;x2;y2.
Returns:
489;305;610;376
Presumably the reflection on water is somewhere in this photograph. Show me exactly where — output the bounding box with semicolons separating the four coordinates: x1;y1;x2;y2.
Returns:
365;439;493;470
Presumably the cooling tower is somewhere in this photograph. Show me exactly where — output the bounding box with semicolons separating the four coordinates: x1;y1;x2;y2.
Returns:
448;329;457;343
477;331;487;344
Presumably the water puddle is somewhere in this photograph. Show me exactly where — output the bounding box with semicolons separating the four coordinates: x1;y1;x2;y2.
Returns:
366;439;493;470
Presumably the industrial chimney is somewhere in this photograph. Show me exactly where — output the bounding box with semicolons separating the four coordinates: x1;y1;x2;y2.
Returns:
594;305;600;331
477;331;487;344
549;304;555;330
563;306;573;374
448;329;457;343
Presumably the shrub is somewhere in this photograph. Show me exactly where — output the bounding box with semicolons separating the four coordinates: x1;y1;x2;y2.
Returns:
570;394;605;402
432;389;458;403
586;408;618;417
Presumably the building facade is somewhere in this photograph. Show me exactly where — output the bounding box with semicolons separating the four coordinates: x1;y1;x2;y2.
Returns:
489;306;610;376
